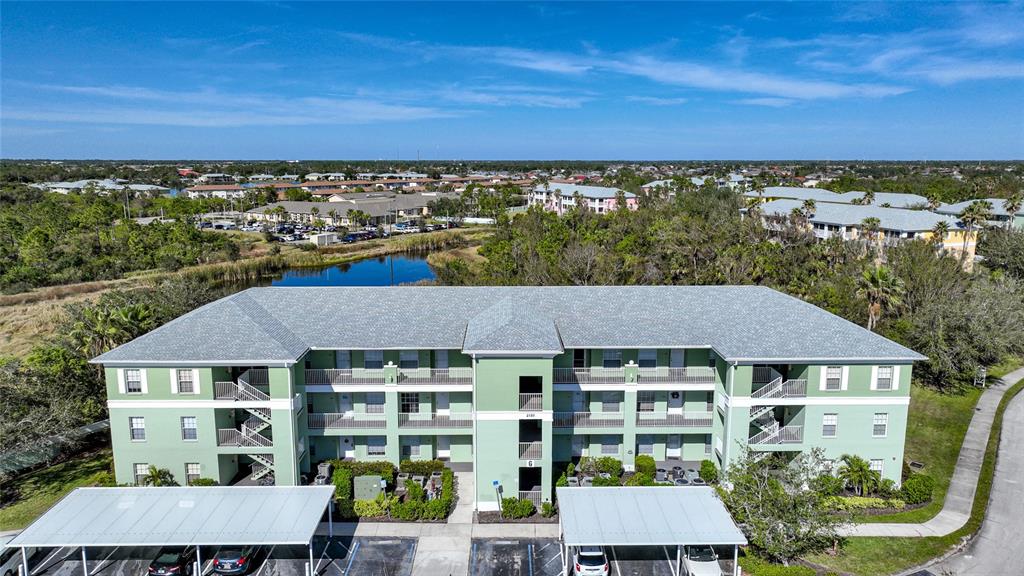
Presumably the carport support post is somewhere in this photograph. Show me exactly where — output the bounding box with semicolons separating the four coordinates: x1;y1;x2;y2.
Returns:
81;547;88;576
733;545;739;576
308;541;314;576
196;546;202;576
328;504;333;538
21;547;29;576
675;545;681;576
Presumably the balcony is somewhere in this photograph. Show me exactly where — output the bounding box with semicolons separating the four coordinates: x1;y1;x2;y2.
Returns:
751;379;808;400
397;412;473;428
636;367;716;385
552;411;625;428
215;380;270;402
635;411;714;428
519;441;542;460
308;412;386;430
750;424;804;445
305;368;386;385
519;393;543;411
553;367;625;385
397;367;473;385
752;366;783;384
217;428;272;448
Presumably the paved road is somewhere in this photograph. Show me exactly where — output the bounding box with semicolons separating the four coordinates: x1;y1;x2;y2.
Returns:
843;367;1024;538
932;389;1024;575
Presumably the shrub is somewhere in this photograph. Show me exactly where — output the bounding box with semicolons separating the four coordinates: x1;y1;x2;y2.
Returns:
332;468;353;499
392;500;422;521
625;472;654;486
399;459;446;475
421;498;449;520
501;497;536;519
876;478;898;499
353;498;386;517
329;459;396;485
541;502;556;517
825;496;905;511
634;455;656;477
591;475;620;487
900;473;935;504
189;478;218;486
699;460;719;484
405;479;427;503
555;472;568;487
566;462;576;477
739;555;816;576
811;473;844;496
594;457;622;477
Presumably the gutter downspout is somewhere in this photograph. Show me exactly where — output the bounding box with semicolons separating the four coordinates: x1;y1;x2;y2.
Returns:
471;353;478;513
723;361;737;470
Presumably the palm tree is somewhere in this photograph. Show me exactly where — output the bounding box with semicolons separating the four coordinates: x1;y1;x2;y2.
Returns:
327;209;338;226
930;220;950;246
837;454;879;496
801;199;816;218
958;200;993;261
1003;194;1023;229
140;465;179;487
856;265;905;331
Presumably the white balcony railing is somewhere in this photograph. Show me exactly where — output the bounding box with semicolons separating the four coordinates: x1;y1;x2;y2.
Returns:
305;368;386;385
519;393;543;411
635;411;714;427
217;428;272;448
552;412;625;428
519;441;543;460
752;379;808;399
397;367;473;385
519;490;542;506
307;413;386;429
553;367;626;385
750;424;804;445
214;380;270;402
752;366;783;384
397;412;473;428
635;367;717;385
239;368;269;387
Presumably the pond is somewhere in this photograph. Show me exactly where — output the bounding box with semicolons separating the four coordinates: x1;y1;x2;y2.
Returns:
270;254;436;287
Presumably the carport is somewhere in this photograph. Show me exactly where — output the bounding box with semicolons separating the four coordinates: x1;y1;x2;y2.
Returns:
8;486;336;576
555;486;747;576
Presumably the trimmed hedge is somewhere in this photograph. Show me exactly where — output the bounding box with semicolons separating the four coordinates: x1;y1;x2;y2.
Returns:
739;556;816;576
825;496;906;511
634;455;656;477
900;473;935;505
699;459;719;484
399;459;446;475
328;459;396;484
189;478;218;486
501;497;536;519
541;502;556;517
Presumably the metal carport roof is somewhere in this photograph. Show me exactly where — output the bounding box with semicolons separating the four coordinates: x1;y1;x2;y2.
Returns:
8;486;336;548
556;486;747;547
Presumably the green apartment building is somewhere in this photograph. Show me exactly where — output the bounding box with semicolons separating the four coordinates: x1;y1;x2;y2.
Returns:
94;286;924;511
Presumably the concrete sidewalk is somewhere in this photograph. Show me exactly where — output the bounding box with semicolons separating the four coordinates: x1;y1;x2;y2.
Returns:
841;367;1024;538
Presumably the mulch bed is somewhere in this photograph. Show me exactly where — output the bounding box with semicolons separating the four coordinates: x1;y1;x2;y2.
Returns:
475;511;559;524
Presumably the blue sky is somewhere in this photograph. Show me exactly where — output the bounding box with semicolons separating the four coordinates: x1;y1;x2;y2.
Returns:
2;2;1023;160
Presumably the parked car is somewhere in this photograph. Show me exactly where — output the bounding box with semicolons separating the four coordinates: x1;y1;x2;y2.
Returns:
572;546;608;576
1;541;37;576
148;547;196;576
341;233;360;243
212;546;260;575
682;545;719;576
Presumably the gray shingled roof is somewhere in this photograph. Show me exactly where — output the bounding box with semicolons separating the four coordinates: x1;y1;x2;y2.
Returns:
760;198;960;232
534;183;636;199
937;198;1024;218
93;286;923;366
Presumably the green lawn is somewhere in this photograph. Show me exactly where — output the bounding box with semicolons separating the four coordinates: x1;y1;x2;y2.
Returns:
856;384;981;524
0;450;113;531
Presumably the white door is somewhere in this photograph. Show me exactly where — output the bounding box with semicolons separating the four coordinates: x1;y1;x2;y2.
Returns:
670;349;685;368
338;392;353;415
339;436;355;459
437;435;451;459
572;435;586;457
668;391;683;414
435;350;449;369
667;435;682;458
571;391;586;412
436;392;450;416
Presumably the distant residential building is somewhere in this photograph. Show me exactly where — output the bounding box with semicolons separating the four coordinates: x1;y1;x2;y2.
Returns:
745;187;931;209
246;192;457;227
196;173;236;184
36;179;169;195
529;183;637;215
936;198;1024;229
185;184;247;199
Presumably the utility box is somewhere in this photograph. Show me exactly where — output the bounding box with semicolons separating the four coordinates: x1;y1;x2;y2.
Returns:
308;233;337;247
354;475;383;501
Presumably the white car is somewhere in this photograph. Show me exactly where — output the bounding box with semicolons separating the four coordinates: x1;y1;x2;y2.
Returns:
572;546;609;576
682;545;720;576
1;539;36;576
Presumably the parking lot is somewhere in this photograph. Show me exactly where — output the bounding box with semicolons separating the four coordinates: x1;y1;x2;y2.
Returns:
469;539;683;576
23;537;417;576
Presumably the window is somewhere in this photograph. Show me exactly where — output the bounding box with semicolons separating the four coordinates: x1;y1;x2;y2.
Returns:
435;350;449;369
825;366;842;391
602;349;622;369
638;349;657;368
706;391;714;411
125;369;143;394
822;414;838;438
364;350;384;370
335;350;351;369
670;349;685;368
602;391;621;413
705;434;713;455
870;459;884;475
637;435;654;455
399;350;419;370
572;435;586;457
367;436;386;456
873;413;889;437
403;438;421;458
573;349;587;369
129;417;146;441
637;391;655;412
876;366;894;390
185;463;201;485
134;463;149;485
180;416;198;441
601;435;619;455
366;392;385;414
708;352;717;369
175;369;195;394
400;393;420;414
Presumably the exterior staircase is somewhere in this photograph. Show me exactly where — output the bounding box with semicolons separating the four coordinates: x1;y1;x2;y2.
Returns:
250;454;275;481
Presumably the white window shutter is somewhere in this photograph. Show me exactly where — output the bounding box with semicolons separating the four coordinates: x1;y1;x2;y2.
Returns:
818;366;826;391
140;369;149;394
869;366;878;391
193;369;201;394
117;369;126;394
170;369;178;394
841;366;849;391
892;365;900;391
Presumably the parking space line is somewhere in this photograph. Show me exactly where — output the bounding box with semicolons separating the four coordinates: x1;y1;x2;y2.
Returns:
609;547;621;576
528;543;534;576
341;541;359;575
32;546;67;574
253;545;275;576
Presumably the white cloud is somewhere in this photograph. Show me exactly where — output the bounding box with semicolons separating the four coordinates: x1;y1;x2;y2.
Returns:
733;97;797;108
626;96;688;106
